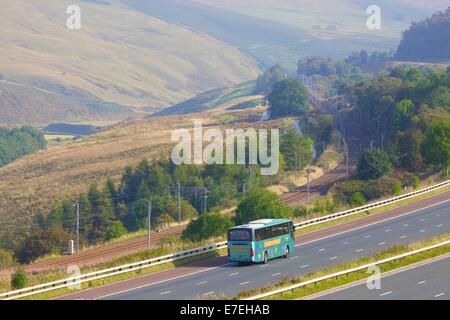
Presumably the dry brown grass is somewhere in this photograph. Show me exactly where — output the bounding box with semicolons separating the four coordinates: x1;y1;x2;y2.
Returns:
0;107;281;227
0;0;259;125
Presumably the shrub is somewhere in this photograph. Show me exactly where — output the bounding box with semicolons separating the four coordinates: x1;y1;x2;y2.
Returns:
391;180;403;196
294;207;309;218
333;180;368;204
412;176;420;189
268;79;309;117
11;267;28;289
166;200;198;223
182;211;234;242
106;221;127;240
235;189;293;225
0;249;15;270
365;176;398;200
310;199;337;214
358;149;392;180
351;192;366;207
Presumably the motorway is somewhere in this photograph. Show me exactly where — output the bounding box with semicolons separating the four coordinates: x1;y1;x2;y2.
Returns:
60;191;450;300
310;254;450;300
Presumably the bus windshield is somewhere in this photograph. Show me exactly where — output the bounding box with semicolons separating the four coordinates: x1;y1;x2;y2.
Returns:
228;229;252;241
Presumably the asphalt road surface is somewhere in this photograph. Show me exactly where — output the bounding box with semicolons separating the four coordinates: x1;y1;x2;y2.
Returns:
95;199;450;300
311;254;450;300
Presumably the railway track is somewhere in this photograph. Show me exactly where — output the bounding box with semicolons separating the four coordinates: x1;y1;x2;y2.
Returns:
5;156;357;275
281;153;359;207
6;225;187;274
6;111;362;275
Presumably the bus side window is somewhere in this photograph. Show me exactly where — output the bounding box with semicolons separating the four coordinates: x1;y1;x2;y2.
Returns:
255;229;262;241
264;227;272;240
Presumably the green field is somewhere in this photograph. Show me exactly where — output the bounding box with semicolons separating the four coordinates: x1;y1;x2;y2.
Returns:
44;134;76;141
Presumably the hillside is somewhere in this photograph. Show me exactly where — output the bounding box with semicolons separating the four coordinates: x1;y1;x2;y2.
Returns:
123;0;401;68
3;1;447;126
0;80;135;126
0;0;259;125
395;7;450;62
154;81;264;116
190;0;448;62
0;107;274;231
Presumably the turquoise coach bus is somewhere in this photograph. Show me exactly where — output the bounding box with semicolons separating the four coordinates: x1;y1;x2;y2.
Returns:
227;219;295;264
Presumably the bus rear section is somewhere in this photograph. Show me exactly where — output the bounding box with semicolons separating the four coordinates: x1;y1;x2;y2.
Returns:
227;228;255;263
228;219;295;264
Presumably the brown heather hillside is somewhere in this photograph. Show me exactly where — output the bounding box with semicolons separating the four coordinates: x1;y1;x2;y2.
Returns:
0;0;259;125
0;107;277;229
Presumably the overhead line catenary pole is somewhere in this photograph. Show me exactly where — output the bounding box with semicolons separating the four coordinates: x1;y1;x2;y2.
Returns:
75;202;80;254
346;149;350;176
248;166;252;190
147;199;151;250
306;167;311;207
177;180;181;225
203;188;208;213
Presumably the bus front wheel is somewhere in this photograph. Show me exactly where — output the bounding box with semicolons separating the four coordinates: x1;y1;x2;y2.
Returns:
284;245;290;258
263;251;268;264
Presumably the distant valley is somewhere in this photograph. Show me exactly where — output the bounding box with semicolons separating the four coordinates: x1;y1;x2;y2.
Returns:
1;0;448;126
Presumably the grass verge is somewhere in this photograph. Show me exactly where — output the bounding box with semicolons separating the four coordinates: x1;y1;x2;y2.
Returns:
20;248;227;300
0;237;226;295
235;233;450;300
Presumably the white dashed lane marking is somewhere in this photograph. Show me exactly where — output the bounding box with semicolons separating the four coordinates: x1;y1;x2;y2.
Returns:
229;272;239;276
160;291;171;295
380;291;392;297
240;281;250;286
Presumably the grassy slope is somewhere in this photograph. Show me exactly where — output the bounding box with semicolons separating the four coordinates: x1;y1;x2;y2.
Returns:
154;81;264;116
0;107;276;229
0;0;259;125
